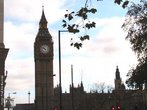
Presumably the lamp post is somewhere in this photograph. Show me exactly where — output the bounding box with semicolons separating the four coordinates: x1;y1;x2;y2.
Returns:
58;30;68;110
28;91;30;104
71;65;74;110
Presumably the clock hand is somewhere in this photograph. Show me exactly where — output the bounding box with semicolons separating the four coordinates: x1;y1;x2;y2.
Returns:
43;47;46;50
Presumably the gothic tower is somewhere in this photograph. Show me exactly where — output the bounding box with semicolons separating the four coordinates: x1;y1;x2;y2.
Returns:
34;8;54;110
115;66;122;90
0;0;9;110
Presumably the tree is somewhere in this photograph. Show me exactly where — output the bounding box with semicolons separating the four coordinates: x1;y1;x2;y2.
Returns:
91;82;114;93
62;0;129;49
122;0;147;89
126;58;147;89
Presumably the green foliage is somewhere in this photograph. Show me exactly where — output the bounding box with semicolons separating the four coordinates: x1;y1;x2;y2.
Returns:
126;57;147;90
122;0;147;90
62;7;97;49
115;0;129;8
80;35;90;41
62;0;129;49
115;0;123;5
122;1;147;57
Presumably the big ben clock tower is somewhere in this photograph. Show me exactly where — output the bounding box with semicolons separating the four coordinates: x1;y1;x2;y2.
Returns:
34;8;54;110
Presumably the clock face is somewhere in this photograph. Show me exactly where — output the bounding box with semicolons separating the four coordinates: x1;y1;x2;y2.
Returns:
40;45;49;54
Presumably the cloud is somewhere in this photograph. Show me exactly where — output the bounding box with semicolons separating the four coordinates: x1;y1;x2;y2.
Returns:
4;0;68;24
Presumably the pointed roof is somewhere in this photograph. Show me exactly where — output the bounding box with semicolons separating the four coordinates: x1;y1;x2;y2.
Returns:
115;66;121;80
35;6;53;41
80;81;84;88
39;6;48;28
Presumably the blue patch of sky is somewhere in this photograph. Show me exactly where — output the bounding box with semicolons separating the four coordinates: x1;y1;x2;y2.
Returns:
49;0;129;35
51;0;142;28
61;54;73;59
5;17;24;25
96;0;128;18
11;51;33;60
4;18;38;30
49;20;64;31
63;0;127;18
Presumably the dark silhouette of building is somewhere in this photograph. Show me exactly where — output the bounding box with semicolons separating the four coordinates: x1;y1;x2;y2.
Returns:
15;103;34;110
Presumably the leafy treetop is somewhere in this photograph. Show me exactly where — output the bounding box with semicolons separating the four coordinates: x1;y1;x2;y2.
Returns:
122;0;147;90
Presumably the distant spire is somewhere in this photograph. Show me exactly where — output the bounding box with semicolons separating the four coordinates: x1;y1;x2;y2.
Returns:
116;66;121;80
42;3;44;10
42;1;44;11
80;69;83;83
71;64;74;87
80;69;84;89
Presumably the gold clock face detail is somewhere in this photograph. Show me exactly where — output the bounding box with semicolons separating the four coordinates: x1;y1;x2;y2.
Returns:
40;45;49;54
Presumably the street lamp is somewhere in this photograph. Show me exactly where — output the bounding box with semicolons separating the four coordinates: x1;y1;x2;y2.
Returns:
8;92;16;97
58;30;68;110
28;91;30;104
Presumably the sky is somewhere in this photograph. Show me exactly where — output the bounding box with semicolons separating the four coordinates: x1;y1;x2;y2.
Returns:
3;0;138;105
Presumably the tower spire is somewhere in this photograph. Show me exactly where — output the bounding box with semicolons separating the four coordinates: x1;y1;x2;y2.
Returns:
36;7;52;41
39;6;47;29
114;66;122;90
42;3;44;11
115;65;120;80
